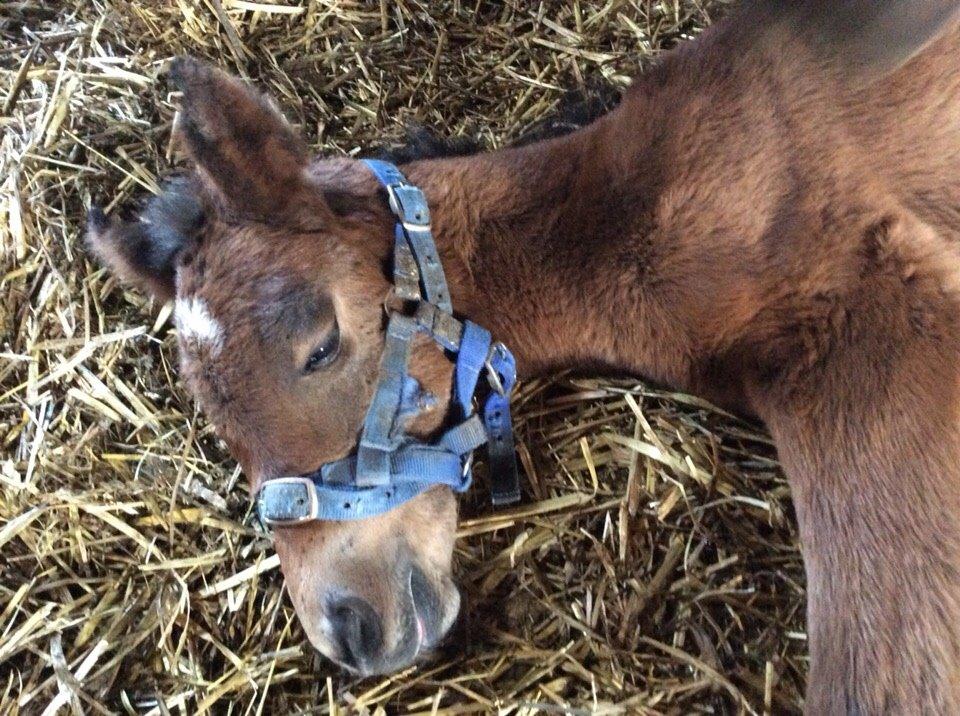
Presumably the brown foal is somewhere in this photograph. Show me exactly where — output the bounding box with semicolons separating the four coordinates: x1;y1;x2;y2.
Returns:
88;0;960;710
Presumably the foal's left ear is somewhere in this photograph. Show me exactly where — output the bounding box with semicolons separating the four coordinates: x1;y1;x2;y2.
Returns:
169;58;321;220
86;177;204;302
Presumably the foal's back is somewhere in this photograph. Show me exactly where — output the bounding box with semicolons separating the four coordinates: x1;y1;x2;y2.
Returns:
598;4;960;711
857;25;960;236
586;5;960;414
717;6;960;712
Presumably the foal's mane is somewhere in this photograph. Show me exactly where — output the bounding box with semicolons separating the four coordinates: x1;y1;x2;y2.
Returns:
378;81;621;163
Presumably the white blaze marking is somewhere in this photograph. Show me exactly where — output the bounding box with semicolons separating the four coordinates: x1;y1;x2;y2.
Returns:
175;297;224;354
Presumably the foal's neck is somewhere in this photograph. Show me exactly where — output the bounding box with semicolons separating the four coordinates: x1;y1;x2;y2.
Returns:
404;114;692;391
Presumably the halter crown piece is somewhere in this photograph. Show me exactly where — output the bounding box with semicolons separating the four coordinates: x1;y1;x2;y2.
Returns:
256;159;521;525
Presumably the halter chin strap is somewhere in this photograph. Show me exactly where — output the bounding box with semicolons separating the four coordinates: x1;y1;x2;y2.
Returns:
256;159;520;524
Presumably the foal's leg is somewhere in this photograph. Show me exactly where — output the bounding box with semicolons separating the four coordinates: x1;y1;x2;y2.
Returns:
748;220;960;712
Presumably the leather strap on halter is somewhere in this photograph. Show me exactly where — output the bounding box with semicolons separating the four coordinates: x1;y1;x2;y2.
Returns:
256;159;521;524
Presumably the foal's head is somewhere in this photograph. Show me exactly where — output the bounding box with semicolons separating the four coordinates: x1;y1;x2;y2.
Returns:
89;59;463;675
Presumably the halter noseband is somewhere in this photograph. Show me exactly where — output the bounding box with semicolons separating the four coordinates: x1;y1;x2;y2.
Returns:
255;159;520;525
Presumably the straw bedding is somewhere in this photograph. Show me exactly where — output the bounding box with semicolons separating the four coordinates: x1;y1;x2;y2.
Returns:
1;1;807;713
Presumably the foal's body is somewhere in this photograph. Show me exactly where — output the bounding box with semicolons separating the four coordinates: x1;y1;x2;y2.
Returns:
406;15;960;712
89;2;960;710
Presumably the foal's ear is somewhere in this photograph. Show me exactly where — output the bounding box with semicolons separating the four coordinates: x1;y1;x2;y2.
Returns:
86;178;204;302
799;0;960;82
168;57;317;219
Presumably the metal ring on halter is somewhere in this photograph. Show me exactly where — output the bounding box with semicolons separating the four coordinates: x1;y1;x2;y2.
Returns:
485;343;509;396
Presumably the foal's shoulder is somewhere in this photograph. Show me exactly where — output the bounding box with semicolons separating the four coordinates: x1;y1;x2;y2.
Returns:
748;206;960;404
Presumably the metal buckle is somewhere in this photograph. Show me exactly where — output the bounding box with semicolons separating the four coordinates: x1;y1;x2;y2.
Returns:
386;183;405;217
257;476;319;527
485;343;508;396
387;184;431;229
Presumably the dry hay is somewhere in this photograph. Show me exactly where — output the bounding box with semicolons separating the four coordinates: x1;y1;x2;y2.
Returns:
0;0;807;713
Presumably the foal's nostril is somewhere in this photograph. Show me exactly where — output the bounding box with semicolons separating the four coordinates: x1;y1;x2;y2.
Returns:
327;596;383;669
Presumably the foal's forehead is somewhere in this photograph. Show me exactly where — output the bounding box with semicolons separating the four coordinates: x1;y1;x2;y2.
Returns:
176;252;331;347
174;294;224;355
253;275;334;339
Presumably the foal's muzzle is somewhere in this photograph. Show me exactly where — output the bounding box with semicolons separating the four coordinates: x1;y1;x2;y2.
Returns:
322;564;455;676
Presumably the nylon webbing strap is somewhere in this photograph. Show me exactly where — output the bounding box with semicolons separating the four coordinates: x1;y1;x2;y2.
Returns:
456;322;492;416
356;314;416;486
484;343;520;505
393;225;421;301
255;159;522;524
364;159;452;311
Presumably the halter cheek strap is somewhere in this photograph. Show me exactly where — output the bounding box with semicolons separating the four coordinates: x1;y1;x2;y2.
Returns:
256;159;520;524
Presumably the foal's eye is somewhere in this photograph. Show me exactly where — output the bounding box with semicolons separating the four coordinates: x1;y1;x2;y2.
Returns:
304;322;341;373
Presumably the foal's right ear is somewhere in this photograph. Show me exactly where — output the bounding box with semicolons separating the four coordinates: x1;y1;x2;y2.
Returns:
86;178;204;302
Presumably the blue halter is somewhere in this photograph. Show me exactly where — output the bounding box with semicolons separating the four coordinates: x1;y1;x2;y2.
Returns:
256;160;520;525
